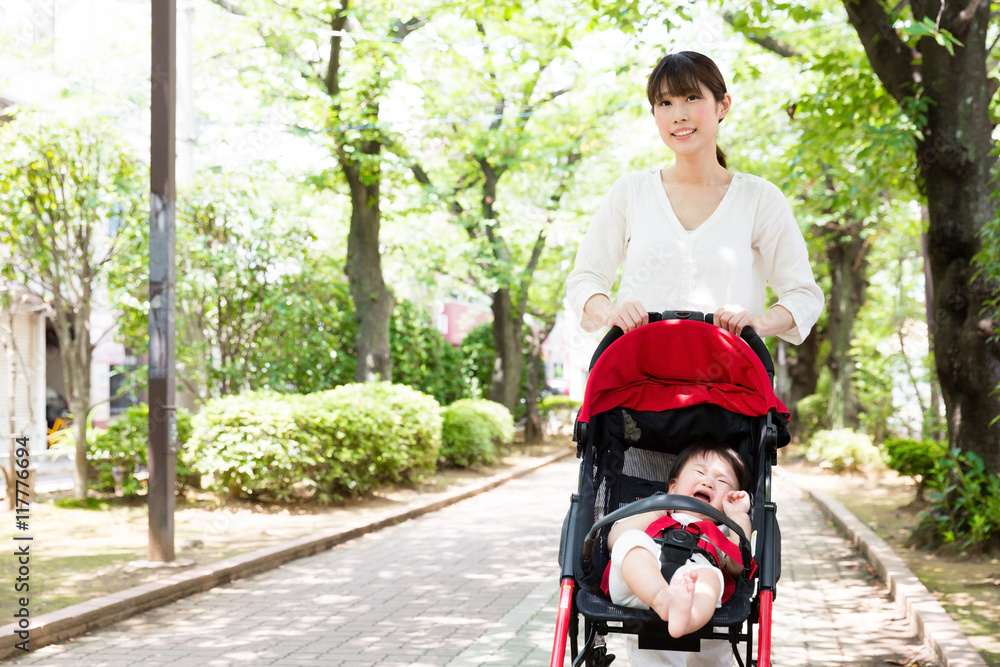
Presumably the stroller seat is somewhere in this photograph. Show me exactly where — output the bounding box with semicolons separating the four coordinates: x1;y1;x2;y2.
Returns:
551;312;789;667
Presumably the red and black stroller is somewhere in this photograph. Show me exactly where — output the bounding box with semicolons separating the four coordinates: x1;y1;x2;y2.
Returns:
551;311;790;667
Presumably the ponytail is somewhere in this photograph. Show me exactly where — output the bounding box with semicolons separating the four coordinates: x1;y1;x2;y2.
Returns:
716;145;727;168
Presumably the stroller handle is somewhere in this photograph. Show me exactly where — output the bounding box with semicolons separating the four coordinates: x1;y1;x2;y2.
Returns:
582;494;750;566
588;310;775;380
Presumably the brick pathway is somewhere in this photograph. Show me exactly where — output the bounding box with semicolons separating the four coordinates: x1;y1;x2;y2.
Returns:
7;458;936;666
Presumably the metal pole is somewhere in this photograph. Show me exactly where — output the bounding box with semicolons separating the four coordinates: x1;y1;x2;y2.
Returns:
149;0;177;562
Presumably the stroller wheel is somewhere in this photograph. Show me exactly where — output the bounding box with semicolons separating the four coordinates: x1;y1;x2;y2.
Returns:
575;621;616;667
589;645;615;667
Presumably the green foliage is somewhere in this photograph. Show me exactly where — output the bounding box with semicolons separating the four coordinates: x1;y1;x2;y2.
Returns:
0;114;146;293
179;172;314;397
804;428;884;473
187;383;442;501
53;497;109;511
794;392;828;440
920;449;1000;551
459;322;542;418
390;301;469;406
977;159;1000;425
87;404;195;497
459;323;497;400
249;257;358;393
538;395;582;417
440;399;515;468
883;437;947;484
249;258;470;405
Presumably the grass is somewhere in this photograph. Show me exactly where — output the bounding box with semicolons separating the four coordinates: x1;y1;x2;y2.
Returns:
0;442;570;617
781;445;1000;666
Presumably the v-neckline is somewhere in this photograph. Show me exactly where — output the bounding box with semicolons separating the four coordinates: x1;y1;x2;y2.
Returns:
654;170;741;238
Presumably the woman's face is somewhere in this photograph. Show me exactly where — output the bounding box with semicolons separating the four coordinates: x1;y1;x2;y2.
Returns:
652;80;731;157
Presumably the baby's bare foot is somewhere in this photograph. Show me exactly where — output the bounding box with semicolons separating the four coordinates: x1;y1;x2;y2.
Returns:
666;570;698;638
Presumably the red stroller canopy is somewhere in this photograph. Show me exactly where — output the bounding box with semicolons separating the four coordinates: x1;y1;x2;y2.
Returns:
576;320;788;423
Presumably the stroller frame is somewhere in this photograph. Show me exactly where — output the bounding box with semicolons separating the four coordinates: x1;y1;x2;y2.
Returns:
551;311;788;667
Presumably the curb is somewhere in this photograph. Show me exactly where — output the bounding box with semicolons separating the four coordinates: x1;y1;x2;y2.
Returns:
1;447;576;661
781;470;988;667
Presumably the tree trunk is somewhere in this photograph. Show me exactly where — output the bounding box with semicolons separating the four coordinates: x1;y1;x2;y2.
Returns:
844;0;1000;472
54;310;92;499
343;160;394;383
917;18;1000;472
523;318;556;444
825;229;868;430
489;287;522;414
523;324;544;444
327;2;394;384
921;213;945;441
779;328;822;427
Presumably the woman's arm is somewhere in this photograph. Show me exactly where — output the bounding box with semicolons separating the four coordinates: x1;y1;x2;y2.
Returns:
751;182;824;344
566;175;633;332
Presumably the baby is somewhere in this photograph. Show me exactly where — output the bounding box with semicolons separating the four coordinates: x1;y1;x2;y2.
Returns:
605;442;751;639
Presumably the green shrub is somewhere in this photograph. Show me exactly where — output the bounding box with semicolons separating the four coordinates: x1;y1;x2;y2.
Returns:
919;448;1000;552
459;323;543;419
251;268;470;406
804;428;884;473
187;383;441;501
538;395;582;436
440;399;515;468
538;395;582;417
795;393;828;440
88;404;194;496
883;437;947;496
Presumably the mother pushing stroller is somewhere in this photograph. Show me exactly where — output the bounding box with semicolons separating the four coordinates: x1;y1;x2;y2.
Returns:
565;51;824;666
566;50;823;344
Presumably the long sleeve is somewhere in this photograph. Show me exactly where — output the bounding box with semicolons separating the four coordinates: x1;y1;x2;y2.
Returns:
566;174;633;332
752;182;824;345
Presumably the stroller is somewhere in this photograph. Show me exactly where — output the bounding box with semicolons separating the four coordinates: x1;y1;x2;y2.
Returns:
551;311;790;667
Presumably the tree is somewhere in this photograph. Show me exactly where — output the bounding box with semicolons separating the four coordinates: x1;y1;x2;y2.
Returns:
207;0;429;383
723;10;922;431
176;173;314;398
408;3;631;412
112;170;315;401
735;0;1000;470
248;254;470;405
0;116;146;498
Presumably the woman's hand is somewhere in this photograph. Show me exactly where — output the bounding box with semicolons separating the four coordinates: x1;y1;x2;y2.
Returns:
608;300;649;333
723;490;750;518
714;304;756;336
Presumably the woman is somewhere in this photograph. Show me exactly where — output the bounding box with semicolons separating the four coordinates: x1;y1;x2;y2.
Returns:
566;51;823;666
567;51;823;345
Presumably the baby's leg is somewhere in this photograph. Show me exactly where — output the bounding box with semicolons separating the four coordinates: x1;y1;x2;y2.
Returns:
662;565;723;638
617;542;671;611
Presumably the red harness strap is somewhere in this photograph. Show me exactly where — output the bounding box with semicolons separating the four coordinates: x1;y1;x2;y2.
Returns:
600;513;752;605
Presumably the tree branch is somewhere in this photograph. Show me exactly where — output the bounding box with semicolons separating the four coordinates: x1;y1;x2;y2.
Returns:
841;0;919;103
390;16;424;40
955;0;984;34
722;13;799;58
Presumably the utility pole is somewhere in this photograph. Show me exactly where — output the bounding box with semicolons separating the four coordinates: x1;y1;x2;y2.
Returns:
149;0;177;562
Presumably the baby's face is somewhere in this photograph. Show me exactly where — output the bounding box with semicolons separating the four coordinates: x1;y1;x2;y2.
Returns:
668;452;739;513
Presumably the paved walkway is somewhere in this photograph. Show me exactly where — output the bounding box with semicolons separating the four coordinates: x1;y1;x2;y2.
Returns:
7;458;935;666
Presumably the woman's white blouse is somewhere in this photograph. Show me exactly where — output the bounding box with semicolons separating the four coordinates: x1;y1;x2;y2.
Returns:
566;169;824;345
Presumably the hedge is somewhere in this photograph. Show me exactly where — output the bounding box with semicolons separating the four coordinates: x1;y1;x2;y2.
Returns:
187;383;441;501
88;403;195;496
440;399;515;468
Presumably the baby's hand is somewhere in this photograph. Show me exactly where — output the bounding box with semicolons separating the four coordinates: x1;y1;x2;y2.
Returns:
723;490;750;517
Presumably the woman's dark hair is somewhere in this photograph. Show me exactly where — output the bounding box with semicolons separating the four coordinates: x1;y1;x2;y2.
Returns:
668;442;749;492
646;51;728;168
